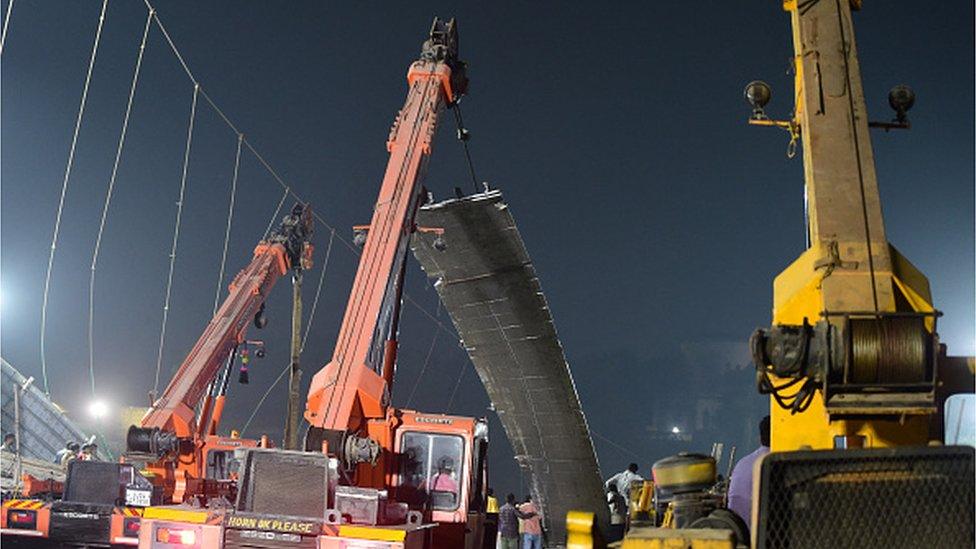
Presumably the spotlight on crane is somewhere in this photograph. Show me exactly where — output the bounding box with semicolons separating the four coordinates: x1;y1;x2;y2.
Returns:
888;84;915;124
744;80;772;120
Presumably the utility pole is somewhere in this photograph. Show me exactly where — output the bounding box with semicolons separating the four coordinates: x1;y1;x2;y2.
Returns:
283;271;303;450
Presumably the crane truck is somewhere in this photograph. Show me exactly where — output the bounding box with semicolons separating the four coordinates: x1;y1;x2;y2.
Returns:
597;2;975;548
0;205;313;548
137;18;493;549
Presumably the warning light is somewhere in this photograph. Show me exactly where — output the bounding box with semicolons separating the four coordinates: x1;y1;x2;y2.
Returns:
156;526;197;545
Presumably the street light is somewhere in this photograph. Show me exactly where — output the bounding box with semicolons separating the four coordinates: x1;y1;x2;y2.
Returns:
88;400;108;419
671;426;681;435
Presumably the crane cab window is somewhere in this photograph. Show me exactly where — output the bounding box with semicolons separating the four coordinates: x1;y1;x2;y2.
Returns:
205;450;240;480
399;432;464;511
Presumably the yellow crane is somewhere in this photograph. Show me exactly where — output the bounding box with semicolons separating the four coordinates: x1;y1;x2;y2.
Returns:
747;0;972;451
572;2;974;547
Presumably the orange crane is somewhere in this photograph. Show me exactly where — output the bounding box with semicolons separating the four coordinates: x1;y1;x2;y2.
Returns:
137;18;492;549
1;206;313;548
127;203;313;504
302;14;468;482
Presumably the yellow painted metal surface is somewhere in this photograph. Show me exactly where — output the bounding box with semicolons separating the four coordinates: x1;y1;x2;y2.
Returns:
621;527;734;549
565;510;596;549
141;506;209;524
769;243;933;451
651;462;715;488
768;0;940;452
337;524;407;542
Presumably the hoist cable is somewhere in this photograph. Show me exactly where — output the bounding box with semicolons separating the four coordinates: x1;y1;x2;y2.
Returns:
451;103;479;193
153;84;199;397
0;0;14;56
88;6;153;399
212;134;243;316
39;0;109;396
137;1;461;405
834;0;879;313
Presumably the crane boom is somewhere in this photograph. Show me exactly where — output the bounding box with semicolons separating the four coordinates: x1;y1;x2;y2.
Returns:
140;204;312;436
304;19;467;438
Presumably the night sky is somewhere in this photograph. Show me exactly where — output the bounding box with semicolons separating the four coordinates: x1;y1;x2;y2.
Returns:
2;2;973;499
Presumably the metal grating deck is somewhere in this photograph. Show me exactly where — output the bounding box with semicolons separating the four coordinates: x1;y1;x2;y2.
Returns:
411;189;607;545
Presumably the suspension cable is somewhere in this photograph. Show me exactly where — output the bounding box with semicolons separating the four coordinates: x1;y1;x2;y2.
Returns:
0;0;14;56
212;133;243;316
153;84;199;397
263;187;289;240
39;0;109;396
88;6;153;399
138;0;460;386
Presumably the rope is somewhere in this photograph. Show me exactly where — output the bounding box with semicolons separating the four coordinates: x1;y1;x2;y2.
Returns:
212;134;243;316
39;0;109;396
240;232;336;437
405;330;439;409
0;0;13;56
88;6;153;399
445;357;467;413
239;363;290;437
590;429;643;461
153;84;199;396
301;229;335;352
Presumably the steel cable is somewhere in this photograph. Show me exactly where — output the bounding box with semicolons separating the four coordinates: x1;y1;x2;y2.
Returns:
39;0;109;396
132;1;459;401
212;134;243;316
263;187;289;241
88;6;153;399
239;232;336;437
405;330;439;409
153;84;199;397
0;0;14;56
301;229;335;352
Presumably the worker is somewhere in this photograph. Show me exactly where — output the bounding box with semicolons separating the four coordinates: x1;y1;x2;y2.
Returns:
79;443;98;461
1;433;15;453
487;487;499;513
728;415;770;524
424;456;458;494
485;488;500;546
497;493;536;549
607;483;627;542
605;462;643;504
57;441;80;468
519;494;543;549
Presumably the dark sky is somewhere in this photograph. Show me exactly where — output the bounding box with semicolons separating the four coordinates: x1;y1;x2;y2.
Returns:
2;2;973;498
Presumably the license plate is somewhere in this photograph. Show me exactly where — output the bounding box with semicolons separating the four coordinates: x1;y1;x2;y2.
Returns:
125;489;151;507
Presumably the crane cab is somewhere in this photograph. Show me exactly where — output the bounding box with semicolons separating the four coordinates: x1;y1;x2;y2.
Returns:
393;412;489;548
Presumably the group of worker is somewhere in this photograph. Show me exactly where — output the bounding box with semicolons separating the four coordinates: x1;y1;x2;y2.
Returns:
601;415;771;539
486;488;543;549
53;440;99;468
